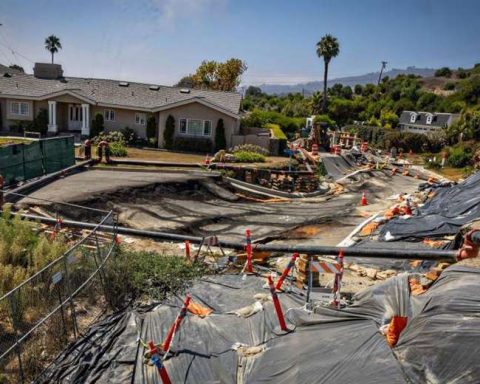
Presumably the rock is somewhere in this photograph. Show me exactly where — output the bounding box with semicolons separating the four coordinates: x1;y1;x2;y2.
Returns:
365;268;377;280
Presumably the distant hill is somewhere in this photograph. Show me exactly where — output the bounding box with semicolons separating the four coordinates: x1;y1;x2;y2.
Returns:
256;67;435;95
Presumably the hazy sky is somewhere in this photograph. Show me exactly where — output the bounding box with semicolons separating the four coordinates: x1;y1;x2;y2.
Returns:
0;0;479;86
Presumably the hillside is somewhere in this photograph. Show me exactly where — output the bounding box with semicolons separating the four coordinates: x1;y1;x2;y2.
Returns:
257;67;435;95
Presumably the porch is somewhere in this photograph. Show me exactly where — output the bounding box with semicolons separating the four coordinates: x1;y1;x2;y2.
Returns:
47;100;91;138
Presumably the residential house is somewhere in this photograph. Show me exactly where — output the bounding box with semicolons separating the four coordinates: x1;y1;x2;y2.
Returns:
0;63;242;148
398;110;459;135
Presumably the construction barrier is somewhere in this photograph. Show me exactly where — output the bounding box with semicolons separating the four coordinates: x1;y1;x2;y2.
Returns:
162;294;191;353
0;136;75;186
267;275;288;331
148;341;172;384
275;253;299;290
331;250;345;308
245;229;253;273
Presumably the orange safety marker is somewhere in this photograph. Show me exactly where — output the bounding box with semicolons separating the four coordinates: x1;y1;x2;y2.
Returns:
114;234;122;245
267;275;288;332
162;294;191;353
360;192;368;206
148;341;172;384
245;229;253;273
275;253;299;290
310;260;342;274
185;240;191;260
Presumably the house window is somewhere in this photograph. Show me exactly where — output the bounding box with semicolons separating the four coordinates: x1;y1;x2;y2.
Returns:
69;105;83;121
180;118;187;134
187;119;203;135
410;113;417;123
203;120;212;136
10;101;29;116
426;114;433;125
135;113;146;125
104;109;115;122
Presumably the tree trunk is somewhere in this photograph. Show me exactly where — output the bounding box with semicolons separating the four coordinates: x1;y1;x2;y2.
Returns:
51;51;54;64
322;60;329;113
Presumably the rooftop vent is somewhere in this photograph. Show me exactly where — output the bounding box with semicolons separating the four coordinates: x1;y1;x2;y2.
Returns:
180;88;191;94
149;85;160;91
119;82;129;87
33;63;63;79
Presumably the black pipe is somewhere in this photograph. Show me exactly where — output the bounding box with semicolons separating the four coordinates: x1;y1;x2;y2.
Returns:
15;212;461;261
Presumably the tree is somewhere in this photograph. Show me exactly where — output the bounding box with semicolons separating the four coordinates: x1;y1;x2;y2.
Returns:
354;84;363;95
175;75;195;88
215;118;226;150
316;34;340;113
164;115;175;149
44;35;62;64
90;113;104;138
190;58;247;91
146;116;157;140
245;86;263;97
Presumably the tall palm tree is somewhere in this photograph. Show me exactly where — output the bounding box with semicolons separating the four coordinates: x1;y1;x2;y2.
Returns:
44;35;62;64
316;34;340;113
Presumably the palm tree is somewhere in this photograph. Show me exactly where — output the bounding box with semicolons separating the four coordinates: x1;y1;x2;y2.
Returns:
44;35;62;64
316;34;340;113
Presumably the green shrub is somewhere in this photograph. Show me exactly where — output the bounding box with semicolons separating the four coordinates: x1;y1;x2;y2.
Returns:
32;109;48;136
444;82;455;91
215;118;227;150
121;126;138;145
173;137;213;153
103;247;207;307
90;113;104;138
435;67;452;78
448;146;472;168
234;151;266;163
231;144;269;155
92;131;126;145
146;116;157;141
109;141;128;157
164;115;175;149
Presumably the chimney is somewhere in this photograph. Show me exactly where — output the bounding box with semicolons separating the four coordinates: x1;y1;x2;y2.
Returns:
33;63;63;79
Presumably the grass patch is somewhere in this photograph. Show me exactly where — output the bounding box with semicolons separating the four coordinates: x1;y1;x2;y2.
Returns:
265;123;287;140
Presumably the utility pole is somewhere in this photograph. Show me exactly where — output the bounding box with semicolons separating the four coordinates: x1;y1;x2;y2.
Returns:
377;61;387;85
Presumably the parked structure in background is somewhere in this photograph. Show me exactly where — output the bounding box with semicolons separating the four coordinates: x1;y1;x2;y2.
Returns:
0;63;242;148
398;110;459;135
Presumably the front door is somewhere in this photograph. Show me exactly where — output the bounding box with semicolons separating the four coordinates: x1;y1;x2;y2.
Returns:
68;104;83;130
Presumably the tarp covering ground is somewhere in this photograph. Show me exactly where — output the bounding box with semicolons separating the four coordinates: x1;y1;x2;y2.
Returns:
380;171;480;241
321;154;356;180
39;267;480;383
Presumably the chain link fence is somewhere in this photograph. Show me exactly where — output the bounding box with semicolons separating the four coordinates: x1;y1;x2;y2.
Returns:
0;198;117;384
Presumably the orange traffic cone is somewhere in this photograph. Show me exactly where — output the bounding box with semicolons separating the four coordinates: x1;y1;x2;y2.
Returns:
360;192;368;206
204;154;210;165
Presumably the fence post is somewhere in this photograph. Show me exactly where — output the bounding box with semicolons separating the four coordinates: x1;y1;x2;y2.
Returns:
62;256;78;339
9;294;25;384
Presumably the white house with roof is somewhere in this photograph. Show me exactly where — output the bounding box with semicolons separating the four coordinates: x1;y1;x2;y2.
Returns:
398;110;459;135
0;63;242;148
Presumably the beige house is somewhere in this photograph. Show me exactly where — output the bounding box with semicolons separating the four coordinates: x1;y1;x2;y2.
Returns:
0;63;242;148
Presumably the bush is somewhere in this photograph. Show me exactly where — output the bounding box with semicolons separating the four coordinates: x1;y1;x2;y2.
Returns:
448;146;472;168
104;247;206;307
435;67;452;78
230;144;269;155
444;82;455;91
92;131;126;145
90;113;104;138
146;116;157;141
173;137;213;153
215;118;226;150
121;126;138;145
234;151;266;163
32;109;48;136
164;115;175;149
109;141;128;157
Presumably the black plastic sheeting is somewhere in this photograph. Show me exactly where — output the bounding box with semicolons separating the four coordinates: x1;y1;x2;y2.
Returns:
321;155;356;180
39;268;480;383
380;171;480;241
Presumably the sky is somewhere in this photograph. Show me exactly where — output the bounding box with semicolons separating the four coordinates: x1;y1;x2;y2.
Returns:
0;0;479;86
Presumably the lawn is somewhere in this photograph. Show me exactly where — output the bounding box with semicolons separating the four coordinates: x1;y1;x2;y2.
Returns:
0;137;31;146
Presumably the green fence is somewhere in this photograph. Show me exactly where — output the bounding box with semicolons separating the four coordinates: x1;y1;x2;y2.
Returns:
0;136;75;186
